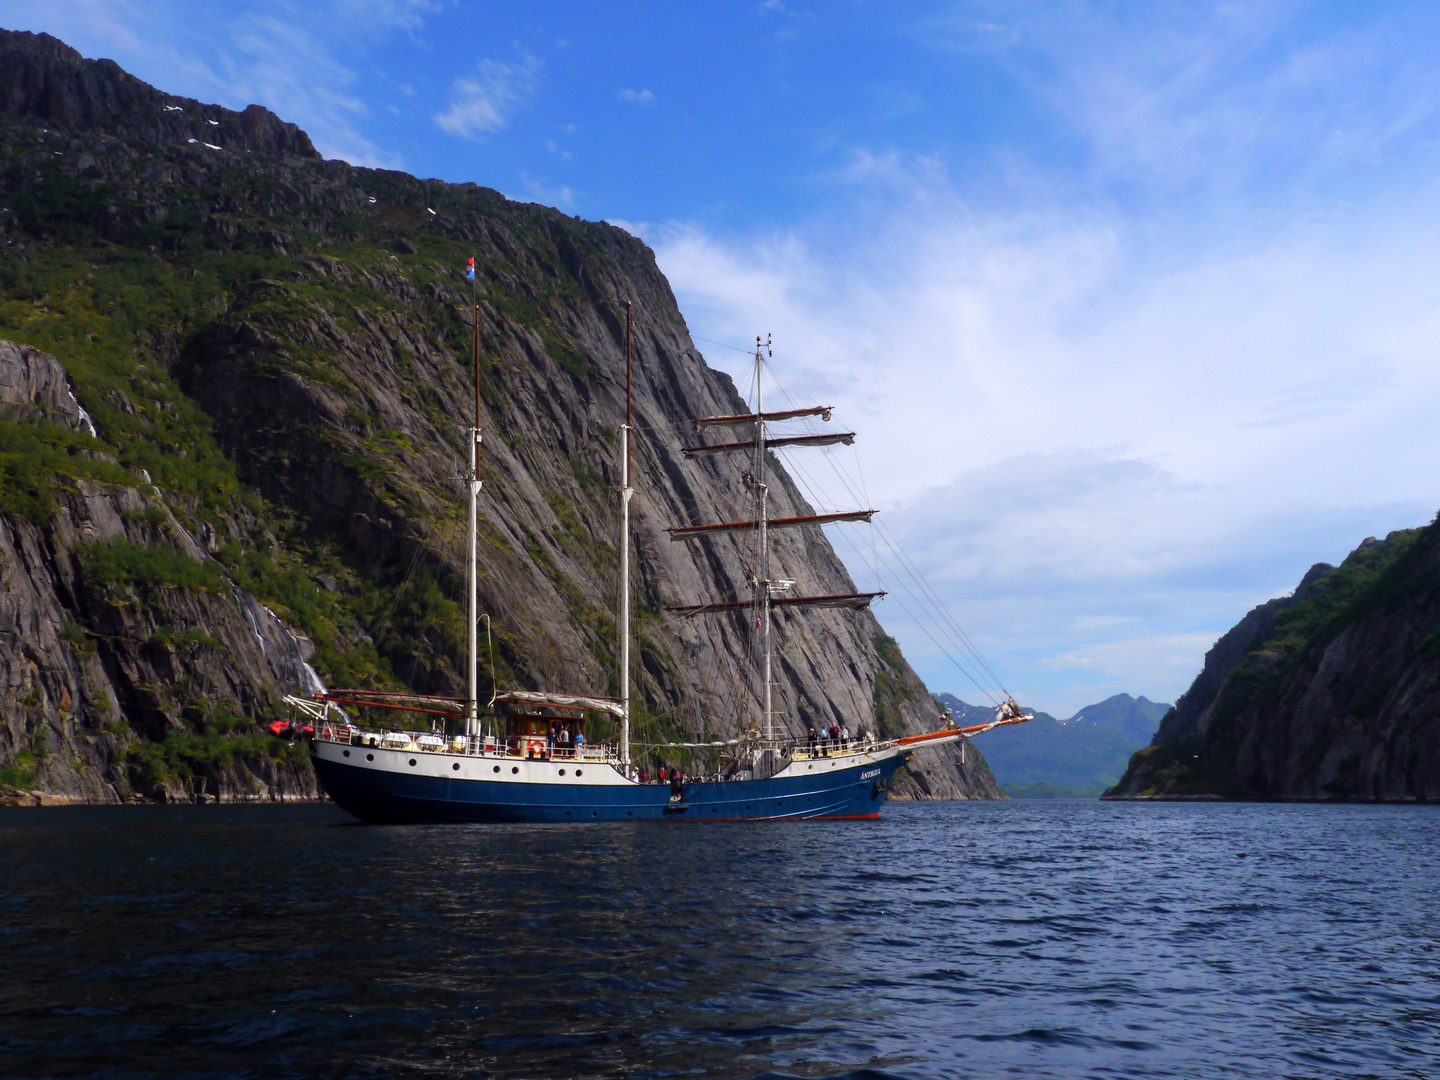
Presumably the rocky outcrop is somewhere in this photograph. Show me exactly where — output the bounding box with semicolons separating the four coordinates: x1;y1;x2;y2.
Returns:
0;349;322;803
0;29;1000;802
1106;526;1440;801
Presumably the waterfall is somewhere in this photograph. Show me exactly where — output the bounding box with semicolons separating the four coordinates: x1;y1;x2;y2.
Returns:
234;587;328;696
63;382;98;438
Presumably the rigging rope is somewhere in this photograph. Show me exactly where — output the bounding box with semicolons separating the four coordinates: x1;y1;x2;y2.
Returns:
752;369;1010;705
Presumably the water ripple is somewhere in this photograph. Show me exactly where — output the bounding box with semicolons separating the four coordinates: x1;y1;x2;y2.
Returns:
1;801;1438;1079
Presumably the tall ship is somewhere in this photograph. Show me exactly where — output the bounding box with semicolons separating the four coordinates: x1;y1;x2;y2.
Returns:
302;295;1029;822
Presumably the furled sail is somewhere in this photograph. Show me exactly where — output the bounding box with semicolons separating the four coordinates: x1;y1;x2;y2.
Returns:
492;690;627;717
668;591;886;617
681;432;856;457
692;406;833;428
667;509;876;542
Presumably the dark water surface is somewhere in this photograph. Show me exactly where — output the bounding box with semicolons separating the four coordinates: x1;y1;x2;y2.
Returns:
1;801;1437;1080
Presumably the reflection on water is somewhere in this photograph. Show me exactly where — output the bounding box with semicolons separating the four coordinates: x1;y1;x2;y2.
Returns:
1;801;1437;1078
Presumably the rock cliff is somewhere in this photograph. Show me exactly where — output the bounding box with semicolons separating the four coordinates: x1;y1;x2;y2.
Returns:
0;28;1002;803
1105;524;1440;801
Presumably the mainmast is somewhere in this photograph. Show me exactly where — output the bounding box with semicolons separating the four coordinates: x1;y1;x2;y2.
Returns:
753;336;773;740
619;302;633;766
466;258;482;739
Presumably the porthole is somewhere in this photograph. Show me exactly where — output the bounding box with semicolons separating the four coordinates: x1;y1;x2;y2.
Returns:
511;766;519;774
626;811;633;816
565;811;572;817
452;763;460;771
575;769;583;776
366;753;374;761
409;759;417;767
590;811;597;817
493;765;501;774
558;769;566;776
343;750;350;757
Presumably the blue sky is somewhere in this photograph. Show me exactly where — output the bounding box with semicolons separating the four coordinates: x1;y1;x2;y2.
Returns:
10;1;1440;716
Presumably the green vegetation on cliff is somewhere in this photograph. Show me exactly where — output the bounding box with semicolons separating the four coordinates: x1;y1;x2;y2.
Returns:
1106;520;1440;801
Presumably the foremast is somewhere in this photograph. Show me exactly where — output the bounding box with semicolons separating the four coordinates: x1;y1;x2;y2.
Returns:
619;302;634;766
667;337;884;740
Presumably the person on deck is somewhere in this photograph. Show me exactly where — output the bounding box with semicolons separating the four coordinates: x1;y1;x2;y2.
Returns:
807;726;817;756
840;723;850;749
574;729;585;757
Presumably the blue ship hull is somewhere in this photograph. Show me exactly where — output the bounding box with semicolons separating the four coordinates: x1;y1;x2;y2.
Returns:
311;744;914;824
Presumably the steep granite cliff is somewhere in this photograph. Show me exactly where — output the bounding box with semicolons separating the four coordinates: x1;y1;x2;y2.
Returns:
1106;524;1440;801
0;29;1002;803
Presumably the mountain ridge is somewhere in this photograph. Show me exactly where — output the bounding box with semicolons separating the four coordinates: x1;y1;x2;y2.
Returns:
938;692;1170;797
0;27;1005;804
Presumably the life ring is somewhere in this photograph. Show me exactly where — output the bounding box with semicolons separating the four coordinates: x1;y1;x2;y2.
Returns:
322;724;335;741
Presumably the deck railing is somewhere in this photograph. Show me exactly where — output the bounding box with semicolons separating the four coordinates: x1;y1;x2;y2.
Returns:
314;722;896;767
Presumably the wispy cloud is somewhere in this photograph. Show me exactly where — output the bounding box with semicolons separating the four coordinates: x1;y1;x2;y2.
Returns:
520;174;576;210
921;2;1440;205
616;87;655;106
436;54;541;138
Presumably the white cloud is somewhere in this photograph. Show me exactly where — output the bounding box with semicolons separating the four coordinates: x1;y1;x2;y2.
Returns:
436;54;541;138
617;87;655;106
652;135;1440;714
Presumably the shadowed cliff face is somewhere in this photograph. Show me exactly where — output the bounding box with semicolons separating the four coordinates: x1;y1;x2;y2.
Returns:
0;28;1005;802
1106;525;1440;802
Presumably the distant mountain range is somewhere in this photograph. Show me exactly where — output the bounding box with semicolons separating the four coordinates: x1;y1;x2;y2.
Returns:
939;693;1171;798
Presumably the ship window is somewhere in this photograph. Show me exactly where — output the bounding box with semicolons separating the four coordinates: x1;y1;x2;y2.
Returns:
511;766;519;774
409;759;417;767
366;754;374;761
493;765;501;773
575;770;583;776
452;763;460;771
558;769;565;776
343;750;350;757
